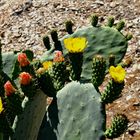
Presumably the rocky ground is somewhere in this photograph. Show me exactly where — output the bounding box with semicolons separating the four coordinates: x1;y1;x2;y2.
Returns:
0;0;140;139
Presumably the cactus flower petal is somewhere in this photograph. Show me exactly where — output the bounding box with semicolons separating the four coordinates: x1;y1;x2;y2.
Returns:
0;97;4;114
42;61;53;70
17;53;30;67
19;72;32;85
109;65;126;83
4;81;16;96
64;37;87;53
53;51;64;62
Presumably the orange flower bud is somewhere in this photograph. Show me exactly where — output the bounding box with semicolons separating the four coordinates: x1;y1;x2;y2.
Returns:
19;72;32;85
53;51;64;62
17;53;30;67
4;81;16;96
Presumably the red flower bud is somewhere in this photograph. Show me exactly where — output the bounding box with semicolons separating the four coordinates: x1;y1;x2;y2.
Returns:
17;53;30;67
4;81;16;96
19;72;32;85
53;51;64;62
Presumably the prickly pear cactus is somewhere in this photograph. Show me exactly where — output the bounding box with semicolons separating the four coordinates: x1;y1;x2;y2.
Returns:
41;15;132;81
0;15;132;140
0;41;47;140
38;15;131;140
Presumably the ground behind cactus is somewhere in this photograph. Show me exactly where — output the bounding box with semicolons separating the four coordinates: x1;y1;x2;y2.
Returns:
0;0;140;139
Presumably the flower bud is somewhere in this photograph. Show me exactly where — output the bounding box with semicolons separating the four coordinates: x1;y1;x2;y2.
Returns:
53;51;64;62
4;81;16;96
19;72;32;85
17;53;30;67
36;67;46;75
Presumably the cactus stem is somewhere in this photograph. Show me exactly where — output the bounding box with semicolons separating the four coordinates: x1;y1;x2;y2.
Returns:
101;79;124;104
43;35;51;50
50;30;62;51
91;14;98;27
109;54;115;66
105;114;128;138
107;16;114;27
0;40;2;72
65;20;74;34
125;33;133;41
0;132;3;140
50;30;58;43
92;55;106;88
69;53;83;81
116;20;125;31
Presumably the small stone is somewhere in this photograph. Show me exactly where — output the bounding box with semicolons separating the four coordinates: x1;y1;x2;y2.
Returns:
95;0;104;5
126;95;132;101
110;2;116;8
132;63;140;71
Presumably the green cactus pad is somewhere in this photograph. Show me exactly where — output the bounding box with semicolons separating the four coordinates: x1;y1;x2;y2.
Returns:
12;90;47;140
56;82;105;140
2;52;17;79
0;114;13;136
39;81;106;140
41;24;128;82
0;72;8;97
2;50;34;80
22;50;34;62
61;26;128;81
40;48;55;63
5;94;22;116
0;133;3;140
38;71;56;97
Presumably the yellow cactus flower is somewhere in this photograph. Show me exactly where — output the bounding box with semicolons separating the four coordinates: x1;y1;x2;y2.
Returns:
64;37;87;53
0;97;4;114
109;65;126;83
42;61;53;70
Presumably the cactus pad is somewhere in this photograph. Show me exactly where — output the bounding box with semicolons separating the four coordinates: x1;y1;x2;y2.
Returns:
12;90;47;140
39;81;106;140
61;26;128;81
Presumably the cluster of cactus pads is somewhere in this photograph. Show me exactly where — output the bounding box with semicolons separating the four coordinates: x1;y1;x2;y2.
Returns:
0;15;132;140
